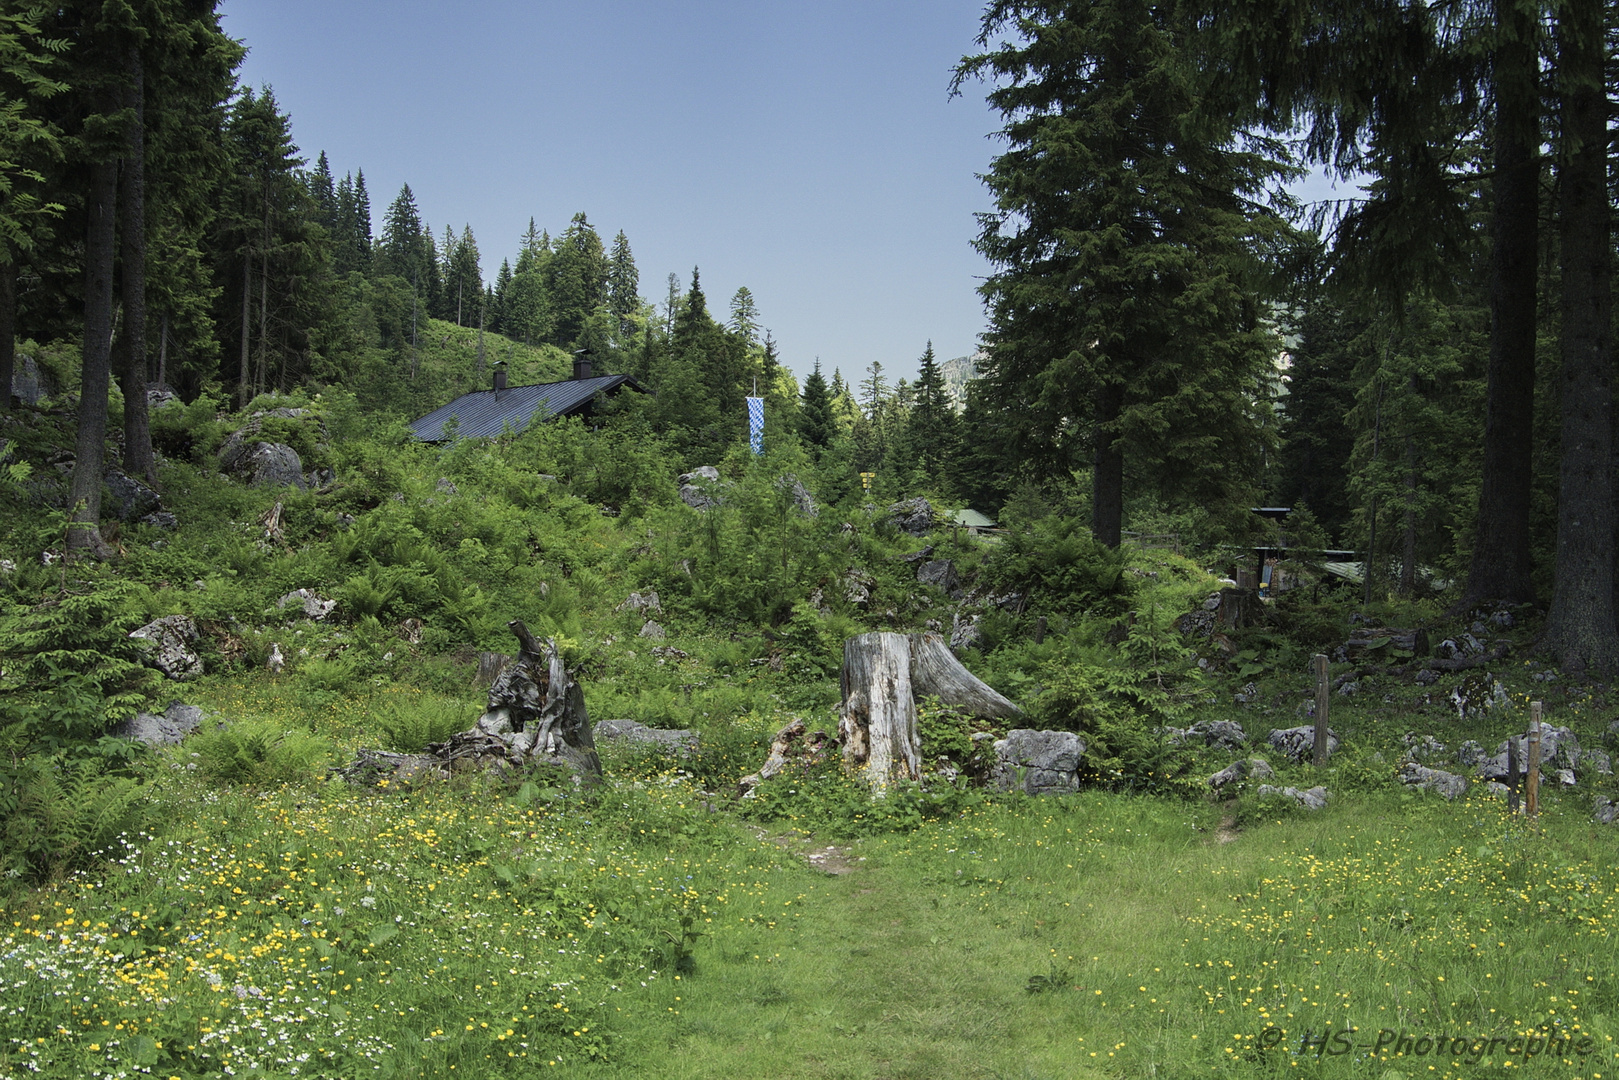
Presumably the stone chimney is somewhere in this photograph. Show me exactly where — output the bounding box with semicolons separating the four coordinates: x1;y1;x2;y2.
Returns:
572;355;593;381
493;362;507;392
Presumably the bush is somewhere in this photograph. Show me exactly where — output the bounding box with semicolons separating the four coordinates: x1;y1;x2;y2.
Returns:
0;755;147;885
374;696;472;752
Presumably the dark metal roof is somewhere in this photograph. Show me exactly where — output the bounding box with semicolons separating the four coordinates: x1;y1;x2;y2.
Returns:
408;374;644;441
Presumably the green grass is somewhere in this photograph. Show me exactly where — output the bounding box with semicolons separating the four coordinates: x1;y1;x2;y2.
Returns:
6;762;1619;1079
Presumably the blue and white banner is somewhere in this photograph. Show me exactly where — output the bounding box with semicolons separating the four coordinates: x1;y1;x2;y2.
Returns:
746;396;764;455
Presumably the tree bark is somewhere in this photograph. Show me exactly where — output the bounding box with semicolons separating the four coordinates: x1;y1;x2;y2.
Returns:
1544;0;1616;672
119;43;154;485
67;158;119;558
839;632;1024;790
908;632;1022;719
1457;0;1540;608
0;260;14;412
1092;378;1124;547
238;258;251;408
838;632;922;790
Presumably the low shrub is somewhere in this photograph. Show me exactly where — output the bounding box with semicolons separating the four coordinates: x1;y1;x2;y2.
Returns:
187;718;333;787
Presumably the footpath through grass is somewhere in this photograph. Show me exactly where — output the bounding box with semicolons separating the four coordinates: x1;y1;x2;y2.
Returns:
6;766;1619;1080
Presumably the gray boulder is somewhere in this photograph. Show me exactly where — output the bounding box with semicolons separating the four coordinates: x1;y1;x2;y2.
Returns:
887;497;939;536
1267;725;1340;763
775;474;818;517
112;701;207;745
1477;724;1582;779
1169;720;1248;752
1208;756;1274;791
129;615;202;680
639;619;666;640
991;729;1086;796
594;718;698;753
277;588;337;621
1596;796;1619;825
10;353;52;406
220;437;306;489
616;590;662;616
916;559;961;598
1398;762;1468;800
678;466;726;510
950;613;983;652
103;467;162;521
1257;784;1329;810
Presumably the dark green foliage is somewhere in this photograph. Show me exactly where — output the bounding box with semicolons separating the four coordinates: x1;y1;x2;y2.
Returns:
980;515;1132;618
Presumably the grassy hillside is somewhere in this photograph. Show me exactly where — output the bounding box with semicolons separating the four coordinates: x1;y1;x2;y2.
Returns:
1;392;1615;1078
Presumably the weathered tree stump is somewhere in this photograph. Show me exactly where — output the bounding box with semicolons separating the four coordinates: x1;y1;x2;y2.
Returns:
1345;627;1430;659
337;620;600;787
839;632;923;790
837;631;1023;790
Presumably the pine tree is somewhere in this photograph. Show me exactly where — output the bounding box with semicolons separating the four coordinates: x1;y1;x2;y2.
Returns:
607;228;638;327
546;211;607;347
799;357;835;454
903;341;958;491
957;0;1292;545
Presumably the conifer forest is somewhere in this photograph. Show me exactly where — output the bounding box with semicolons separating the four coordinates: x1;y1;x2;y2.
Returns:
3;2;1619;1079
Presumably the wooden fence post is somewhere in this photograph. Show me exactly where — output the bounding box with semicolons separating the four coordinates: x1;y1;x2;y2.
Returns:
1313;653;1330;768
1526;701;1542;820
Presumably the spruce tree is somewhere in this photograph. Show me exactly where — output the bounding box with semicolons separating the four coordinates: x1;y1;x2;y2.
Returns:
957;0;1292;545
607;229;638;326
799;358;835;454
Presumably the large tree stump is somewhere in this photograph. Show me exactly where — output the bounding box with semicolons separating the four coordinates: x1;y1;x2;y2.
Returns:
837;631;1023;790
839;632;923;790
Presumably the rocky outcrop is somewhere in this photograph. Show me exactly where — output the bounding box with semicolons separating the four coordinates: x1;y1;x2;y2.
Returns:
1267;725;1340;763
1168;720;1248;752
1207;756;1274;791
678;466;727;510
1256;784;1329;810
112;701;207;745
220;439;306;489
1398;762;1468;800
594;718;698;753
991;729;1086;796
129;615;202;680
887;497;939;536
277;589;337;621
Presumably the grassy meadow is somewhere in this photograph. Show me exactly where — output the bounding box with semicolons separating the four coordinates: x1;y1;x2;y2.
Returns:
3;392;1618;1079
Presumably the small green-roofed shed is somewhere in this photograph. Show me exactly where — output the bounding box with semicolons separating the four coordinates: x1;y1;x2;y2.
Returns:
952;508;997;530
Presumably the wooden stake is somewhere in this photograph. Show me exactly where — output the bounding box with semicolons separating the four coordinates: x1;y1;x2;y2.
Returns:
1526;701;1542;820
1313;653;1329;767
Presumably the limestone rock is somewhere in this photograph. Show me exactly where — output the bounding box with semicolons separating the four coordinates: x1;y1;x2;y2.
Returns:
775;474;818;517
991;729;1086;796
916;558;962;598
678;466;726;510
113;701;207;745
887;497;939;536
1168;720;1248;751
1256;784;1329;810
1267;725;1339;763
949;613;983;652
103;467;162;521
639;619;666;640
594;718;698;753
129;615;202;680
1596;796;1619;825
219;437;307;489
616;590;663;616
277;588;337;621
1208;756;1274;790
1398;762;1468;800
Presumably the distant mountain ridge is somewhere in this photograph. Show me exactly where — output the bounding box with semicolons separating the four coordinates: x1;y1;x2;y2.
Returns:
941;351;983;411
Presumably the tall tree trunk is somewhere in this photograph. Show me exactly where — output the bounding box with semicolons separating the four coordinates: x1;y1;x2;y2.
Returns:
0;260;14;412
67;158;119;558
156;310;167;387
476;305;485;381
1458;0;1540;607
119;44;154;485
1092;379;1124;547
238;259;251;408
256;238;268;398
1544;0;1617;671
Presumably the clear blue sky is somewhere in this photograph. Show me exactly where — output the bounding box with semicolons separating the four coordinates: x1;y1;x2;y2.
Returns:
218;1;1004;385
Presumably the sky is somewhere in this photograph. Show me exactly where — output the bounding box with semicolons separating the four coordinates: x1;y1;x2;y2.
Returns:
217;1;1007;385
